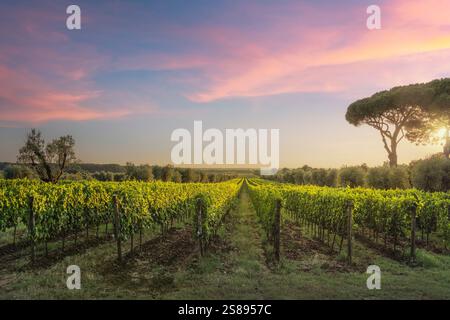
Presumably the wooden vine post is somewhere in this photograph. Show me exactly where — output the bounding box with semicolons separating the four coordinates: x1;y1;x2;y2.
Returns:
273;198;281;263
28;196;35;265
13;224;17;246
410;202;417;265
196;197;205;257
85;208;89;241
112;195;122;263
130;231;134;252
139;222;143;251
346;200;353;265
62;228;65;253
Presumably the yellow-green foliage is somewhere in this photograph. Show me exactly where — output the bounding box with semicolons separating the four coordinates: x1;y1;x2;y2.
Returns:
247;178;450;247
0;178;243;242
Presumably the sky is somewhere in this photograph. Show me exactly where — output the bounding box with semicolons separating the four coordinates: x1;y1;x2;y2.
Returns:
0;0;449;168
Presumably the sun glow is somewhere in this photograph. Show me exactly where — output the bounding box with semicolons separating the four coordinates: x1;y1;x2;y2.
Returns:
437;127;448;139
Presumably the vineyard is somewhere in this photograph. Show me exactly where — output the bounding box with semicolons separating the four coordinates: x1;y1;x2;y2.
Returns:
0;178;243;263
0;178;449;299
247;179;450;263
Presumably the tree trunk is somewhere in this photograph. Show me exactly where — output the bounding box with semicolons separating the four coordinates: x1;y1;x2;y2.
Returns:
444;127;450;159
388;144;398;167
273;199;281;263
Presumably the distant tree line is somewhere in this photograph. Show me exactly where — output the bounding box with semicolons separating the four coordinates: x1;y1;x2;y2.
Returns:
67;163;126;173
264;154;450;192
90;163;238;183
0;161;240;184
1;129;241;184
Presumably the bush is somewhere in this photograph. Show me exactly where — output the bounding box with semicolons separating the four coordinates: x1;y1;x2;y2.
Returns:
113;173;126;182
325;169;338;187
62;172;92;181
172;171;182;183
4;165;35;179
125;163;154;181
311;169;328;186
92;171;114;181
152;165;163;180
292;169;305;185
411;155;450;192
389;166;410;189
181;168;199;182
367;166;391;189
276;168;294;184
303;170;314;185
367;165;410;189
200;172;209;183
339;166;365;187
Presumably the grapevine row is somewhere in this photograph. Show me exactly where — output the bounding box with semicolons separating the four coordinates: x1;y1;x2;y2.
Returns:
247;178;450;261
0;178;243;259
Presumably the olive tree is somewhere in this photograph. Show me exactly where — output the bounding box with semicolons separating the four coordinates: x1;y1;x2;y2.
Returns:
17;129;77;183
338;166;366;187
4;164;36;180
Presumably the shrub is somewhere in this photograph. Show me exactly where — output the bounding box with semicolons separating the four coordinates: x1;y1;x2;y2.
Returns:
4;165;35;179
200;172;209;183
388;166;410;189
311;169;328;186
62;172;92;181
339;166;365;187
367;165;410;189
172;171;182;183
292;169;305;185
411;155;450;192
303;170;314;185
367;166;391;189
113;173;126;182
276;168;295;184
126;163;154;181
325;169;338;187
92;171;114;181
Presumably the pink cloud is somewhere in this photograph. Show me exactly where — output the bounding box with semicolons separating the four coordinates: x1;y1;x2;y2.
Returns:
0;64;134;123
170;0;450;102
2;0;450;123
0;3;130;124
114;53;211;72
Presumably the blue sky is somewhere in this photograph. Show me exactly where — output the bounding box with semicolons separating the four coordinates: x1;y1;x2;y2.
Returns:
0;0;448;167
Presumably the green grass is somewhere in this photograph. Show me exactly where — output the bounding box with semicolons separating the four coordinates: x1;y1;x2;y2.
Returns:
1;189;449;299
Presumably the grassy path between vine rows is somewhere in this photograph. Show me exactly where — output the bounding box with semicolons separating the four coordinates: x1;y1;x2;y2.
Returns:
1;187;450;299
